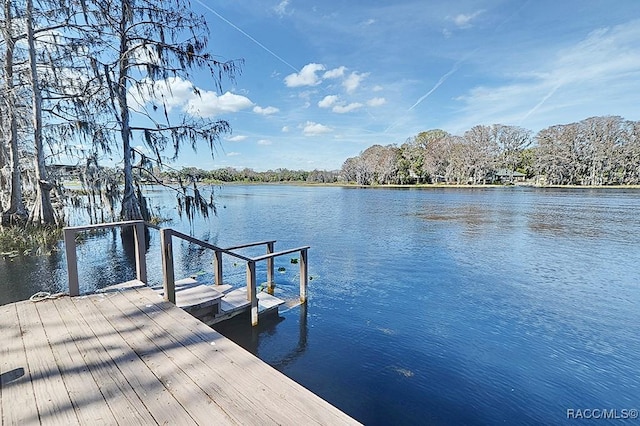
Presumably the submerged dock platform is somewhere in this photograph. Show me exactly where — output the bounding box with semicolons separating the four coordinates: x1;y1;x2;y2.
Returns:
0;285;359;425
150;277;286;326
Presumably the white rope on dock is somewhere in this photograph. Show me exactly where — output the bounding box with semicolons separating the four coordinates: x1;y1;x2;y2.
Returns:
29;291;68;302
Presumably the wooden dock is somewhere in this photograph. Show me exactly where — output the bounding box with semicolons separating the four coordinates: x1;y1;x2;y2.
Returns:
0;284;359;425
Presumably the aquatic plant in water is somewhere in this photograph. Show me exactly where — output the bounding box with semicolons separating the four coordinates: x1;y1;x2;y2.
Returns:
0;224;62;257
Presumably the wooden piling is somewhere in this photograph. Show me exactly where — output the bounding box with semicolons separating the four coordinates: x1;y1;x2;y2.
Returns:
134;222;147;284
299;248;308;303
63;228;79;297
266;241;275;293
160;228;176;304
246;260;258;326
214;250;223;286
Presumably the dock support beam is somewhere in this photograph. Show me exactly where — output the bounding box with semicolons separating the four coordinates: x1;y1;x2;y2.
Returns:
247;260;258;326
64;229;79;297
299;248;308;303
160;228;176;304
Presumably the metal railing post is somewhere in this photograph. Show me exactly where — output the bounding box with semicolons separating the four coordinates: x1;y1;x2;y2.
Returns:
64;228;79;296
160;228;176;304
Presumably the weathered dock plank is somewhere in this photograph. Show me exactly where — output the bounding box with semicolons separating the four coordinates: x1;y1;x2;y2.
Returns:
14;300;80;425
88;291;240;425
59;296;158;425
0;287;360;425
33;296;117;425
70;295;199;425
0;303;39;425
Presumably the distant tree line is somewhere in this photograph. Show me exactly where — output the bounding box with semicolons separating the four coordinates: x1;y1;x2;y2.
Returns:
160;167;340;184
342;116;640;186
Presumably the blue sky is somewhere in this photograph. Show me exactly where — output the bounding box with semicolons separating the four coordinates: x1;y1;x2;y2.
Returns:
149;0;640;171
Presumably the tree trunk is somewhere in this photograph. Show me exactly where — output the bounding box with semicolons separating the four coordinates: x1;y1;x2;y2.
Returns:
0;130;5;213
2;0;27;225
118;1;142;221
26;0;58;225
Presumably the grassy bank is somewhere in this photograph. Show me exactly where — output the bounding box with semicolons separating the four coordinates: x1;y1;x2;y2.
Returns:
0;224;63;258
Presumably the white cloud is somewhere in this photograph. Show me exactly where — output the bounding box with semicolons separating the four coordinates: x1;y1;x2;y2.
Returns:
318;95;339;108
284;63;326;87
323;66;347;79
301;121;332;136
343;71;369;93
227;135;248;142
187;91;254;117
253;105;280;115
257;139;273;145
452;10;484;28
319;95;366;113
282;126;290;132
274;0;292;17
367;97;386;107
127;76;195;112
333;102;363;113
227;152;241;156
361;18;376;26
372;85;383;92
298;90;317;100
128;76;254;118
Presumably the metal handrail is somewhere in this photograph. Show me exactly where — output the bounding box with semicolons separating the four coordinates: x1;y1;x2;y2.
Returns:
252;246;311;262
223;240;277;251
63;220;309;326
168;229;252;261
163;229;309;325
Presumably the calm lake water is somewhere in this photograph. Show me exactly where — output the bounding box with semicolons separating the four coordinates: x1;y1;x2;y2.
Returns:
2;185;640;425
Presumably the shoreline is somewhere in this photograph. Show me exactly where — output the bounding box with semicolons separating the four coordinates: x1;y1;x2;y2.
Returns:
62;179;640;191
198;181;640;190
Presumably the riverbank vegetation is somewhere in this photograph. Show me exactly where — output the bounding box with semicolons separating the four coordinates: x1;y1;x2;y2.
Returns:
0;224;61;257
158;167;341;184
